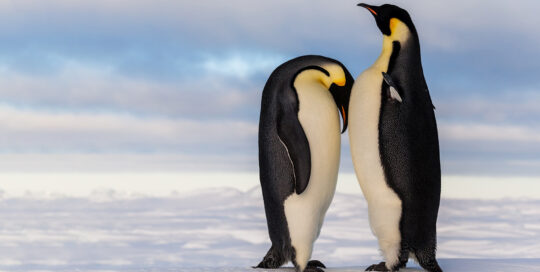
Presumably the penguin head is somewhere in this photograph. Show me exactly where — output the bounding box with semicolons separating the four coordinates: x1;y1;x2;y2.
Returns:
324;64;353;133
293;63;353;133
357;3;416;40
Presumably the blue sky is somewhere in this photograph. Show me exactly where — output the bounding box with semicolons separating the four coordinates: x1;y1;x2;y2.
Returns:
1;0;539;176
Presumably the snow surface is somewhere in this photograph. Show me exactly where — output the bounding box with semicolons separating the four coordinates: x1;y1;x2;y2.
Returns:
1;173;540;199
0;184;539;271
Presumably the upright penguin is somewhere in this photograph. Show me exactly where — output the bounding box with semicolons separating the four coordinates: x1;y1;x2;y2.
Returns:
348;4;442;272
256;55;353;272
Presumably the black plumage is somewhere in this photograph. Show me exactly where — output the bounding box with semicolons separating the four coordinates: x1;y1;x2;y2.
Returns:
359;4;442;272
256;55;352;272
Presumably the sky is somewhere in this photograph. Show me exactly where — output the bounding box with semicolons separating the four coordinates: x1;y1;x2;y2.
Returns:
1;0;540;176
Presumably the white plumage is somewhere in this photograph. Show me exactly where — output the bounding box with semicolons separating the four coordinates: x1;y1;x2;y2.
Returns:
282;68;342;271
348;19;412;269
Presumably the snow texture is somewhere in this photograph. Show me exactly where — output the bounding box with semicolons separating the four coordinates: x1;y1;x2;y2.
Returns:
0;186;539;271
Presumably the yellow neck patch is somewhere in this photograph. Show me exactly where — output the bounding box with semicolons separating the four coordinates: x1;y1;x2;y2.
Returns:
373;18;411;71
388;18;410;42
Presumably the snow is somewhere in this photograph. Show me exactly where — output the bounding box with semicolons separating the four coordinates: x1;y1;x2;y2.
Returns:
1;173;540;199
1;176;540;272
185;259;540;271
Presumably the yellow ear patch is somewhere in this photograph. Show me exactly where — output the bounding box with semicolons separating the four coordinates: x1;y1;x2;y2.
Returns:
387;18;410;42
321;64;347;87
333;76;346;87
389;18;399;34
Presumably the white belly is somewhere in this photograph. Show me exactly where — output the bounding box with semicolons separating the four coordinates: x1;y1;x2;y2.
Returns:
348;67;402;267
283;81;341;269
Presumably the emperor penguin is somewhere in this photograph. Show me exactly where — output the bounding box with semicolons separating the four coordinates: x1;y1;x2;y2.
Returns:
255;55;353;272
348;4;442;272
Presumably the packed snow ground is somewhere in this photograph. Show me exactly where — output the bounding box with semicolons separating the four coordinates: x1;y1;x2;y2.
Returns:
0;181;539;271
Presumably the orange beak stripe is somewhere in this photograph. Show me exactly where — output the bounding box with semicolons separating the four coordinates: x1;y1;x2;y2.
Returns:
366;7;377;15
341;105;346;122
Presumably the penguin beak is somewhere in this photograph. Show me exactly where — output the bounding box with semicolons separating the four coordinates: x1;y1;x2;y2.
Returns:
340;103;349;134
357;3;378;16
329;72;353;134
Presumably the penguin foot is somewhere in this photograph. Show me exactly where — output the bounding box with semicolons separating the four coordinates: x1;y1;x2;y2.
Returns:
415;247;443;272
253;257;281;269
365;262;390;271
292;260;325;272
307;260;326;268
417;259;442;272
253;246;284;269
303;266;325;272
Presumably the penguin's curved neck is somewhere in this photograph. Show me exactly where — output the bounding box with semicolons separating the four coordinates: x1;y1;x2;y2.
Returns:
372;18;417;72
294;68;332;89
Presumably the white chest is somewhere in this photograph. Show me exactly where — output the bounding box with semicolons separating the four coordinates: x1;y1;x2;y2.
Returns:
282;81;341;268
290;80;341;206
348;62;403;269
348;68;388;200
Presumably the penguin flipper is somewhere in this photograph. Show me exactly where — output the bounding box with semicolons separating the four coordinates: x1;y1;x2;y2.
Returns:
382;72;403;103
277;108;311;195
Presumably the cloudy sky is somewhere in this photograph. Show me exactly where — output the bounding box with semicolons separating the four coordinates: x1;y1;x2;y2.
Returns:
1;0;539;176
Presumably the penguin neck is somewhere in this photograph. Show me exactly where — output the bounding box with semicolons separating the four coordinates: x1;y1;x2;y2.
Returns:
294;69;331;90
371;19;420;73
372;36;398;72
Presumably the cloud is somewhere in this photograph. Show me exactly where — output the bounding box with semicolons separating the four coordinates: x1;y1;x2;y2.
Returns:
3;1;538;49
2;104;539;175
0;153;257;172
201;53;286;79
435;90;540;125
0;64;263;120
0;0;539;176
437;121;540;176
1;0;538;87
440;123;540;145
0;105;257;154
1;0;537;97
